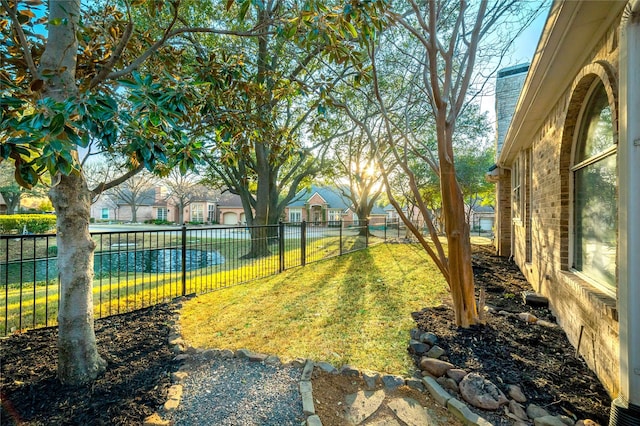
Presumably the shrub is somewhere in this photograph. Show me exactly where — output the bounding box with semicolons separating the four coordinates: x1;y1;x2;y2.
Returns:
0;214;57;234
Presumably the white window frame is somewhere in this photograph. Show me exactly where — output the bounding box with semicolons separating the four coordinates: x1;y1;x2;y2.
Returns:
289;209;302;223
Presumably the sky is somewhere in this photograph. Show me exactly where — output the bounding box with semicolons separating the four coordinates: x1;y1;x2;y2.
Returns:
478;5;550;124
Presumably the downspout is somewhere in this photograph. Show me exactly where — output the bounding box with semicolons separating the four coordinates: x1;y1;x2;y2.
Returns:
610;0;640;424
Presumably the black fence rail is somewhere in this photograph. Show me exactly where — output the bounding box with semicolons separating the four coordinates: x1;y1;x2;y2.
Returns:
1;219;400;336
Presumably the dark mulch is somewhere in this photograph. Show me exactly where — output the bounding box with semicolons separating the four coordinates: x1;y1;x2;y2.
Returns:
0;303;179;426
411;244;611;425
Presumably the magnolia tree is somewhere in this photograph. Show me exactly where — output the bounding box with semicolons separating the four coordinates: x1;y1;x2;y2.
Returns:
0;0;263;384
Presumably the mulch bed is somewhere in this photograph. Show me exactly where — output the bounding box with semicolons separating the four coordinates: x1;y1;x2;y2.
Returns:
411;244;611;424
1;303;179;426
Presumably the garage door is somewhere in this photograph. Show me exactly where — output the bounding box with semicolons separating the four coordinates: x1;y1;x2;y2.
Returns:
223;212;238;225
479;218;493;231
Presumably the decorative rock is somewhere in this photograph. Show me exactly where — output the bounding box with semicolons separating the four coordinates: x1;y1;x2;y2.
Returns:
446;369;468;383
247;352;269;362
576;420;600;426
316;361;338;374
301;389;315;415
143;413;170;426
290;358;306;368
422;376;453;406
527;403;551;419
410;328;422;340
264;355;281;366
388;397;433;426
409;339;430;354
340;364;360;377
534;415;570;426
201;349;220;360
522;291;549;308
299;380;313;394
419;357;454;377
518;312;538;323
381;374;405;390
405;378;424;392
447;397;494;426
436;376;459;393
171;371;188;382
173;354;190;362
306;414;323;426
235;348;252;359
459;373;508;410
163;384;183;411
537;320;558;328
362;371;380;390
344;390;385;424
420;332;438;346
219;349;234;359
508;384;527;403
557;415;575;426
509;400;528;421
425;345;446;359
301;359;315;381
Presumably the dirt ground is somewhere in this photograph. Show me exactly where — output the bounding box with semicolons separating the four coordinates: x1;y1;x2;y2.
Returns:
0;244;611;425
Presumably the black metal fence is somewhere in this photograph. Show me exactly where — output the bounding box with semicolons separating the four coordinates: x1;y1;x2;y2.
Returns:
1;219;402;336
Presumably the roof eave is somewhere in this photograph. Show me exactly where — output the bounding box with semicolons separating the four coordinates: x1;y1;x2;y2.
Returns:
498;0;624;167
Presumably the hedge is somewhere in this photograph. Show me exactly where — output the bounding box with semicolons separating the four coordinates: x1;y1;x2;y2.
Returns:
0;214;57;234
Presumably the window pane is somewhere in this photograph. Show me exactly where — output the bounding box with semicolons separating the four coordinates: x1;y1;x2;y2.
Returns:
576;85;613;162
574;154;617;288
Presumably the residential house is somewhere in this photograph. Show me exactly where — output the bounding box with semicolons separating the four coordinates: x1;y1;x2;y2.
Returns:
91;185;219;224
216;192;246;225
491;0;640;414
285;185;386;225
0;193;7;214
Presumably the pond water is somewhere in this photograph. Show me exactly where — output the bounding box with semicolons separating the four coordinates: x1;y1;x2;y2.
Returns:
2;248;225;285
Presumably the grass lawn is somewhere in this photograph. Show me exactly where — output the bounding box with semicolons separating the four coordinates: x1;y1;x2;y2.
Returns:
179;243;451;376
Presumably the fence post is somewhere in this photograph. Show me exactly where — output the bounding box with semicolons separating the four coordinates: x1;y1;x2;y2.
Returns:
384;217;387;241
339;220;343;256
301;220;307;266
279;221;285;273
181;225;187;296
365;219;369;248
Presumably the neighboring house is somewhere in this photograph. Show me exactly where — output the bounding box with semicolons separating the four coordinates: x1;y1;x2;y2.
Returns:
491;0;640;409
285;185;386;225
467;204;494;233
216;192;246;225
0;193;7;214
91;186;219;224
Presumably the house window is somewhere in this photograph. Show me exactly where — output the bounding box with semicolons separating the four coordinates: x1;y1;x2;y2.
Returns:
101;208;109;219
157;207;167;221
208;205;216;223
191;204;204;223
512;156;522;220
289;209;302;223
572;81;617;291
327;210;341;222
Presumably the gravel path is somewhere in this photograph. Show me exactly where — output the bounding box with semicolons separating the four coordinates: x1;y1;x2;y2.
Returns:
168;356;305;425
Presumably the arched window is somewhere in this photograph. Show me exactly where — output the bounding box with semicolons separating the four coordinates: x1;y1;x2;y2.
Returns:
572;81;617;291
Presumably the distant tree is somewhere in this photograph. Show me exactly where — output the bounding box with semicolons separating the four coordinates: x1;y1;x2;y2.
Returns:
106;170;156;223
161;169;210;225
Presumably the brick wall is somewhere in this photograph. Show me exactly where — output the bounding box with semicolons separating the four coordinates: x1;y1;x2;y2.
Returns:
506;24;621;396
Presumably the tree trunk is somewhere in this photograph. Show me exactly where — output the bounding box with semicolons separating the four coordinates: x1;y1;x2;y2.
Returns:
439;132;478;327
49;173;106;384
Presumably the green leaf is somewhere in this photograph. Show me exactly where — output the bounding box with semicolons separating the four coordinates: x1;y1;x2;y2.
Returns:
49;113;65;135
344;21;358;38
